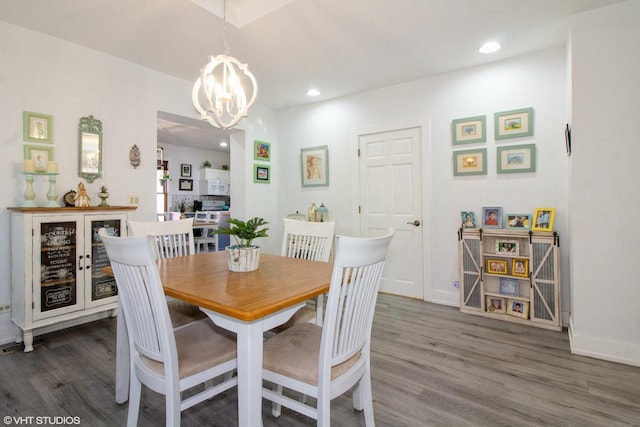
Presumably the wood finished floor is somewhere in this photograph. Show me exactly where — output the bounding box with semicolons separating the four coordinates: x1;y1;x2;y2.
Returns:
1;294;639;426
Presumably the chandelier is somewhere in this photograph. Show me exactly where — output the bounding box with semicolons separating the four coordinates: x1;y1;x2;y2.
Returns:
192;0;258;129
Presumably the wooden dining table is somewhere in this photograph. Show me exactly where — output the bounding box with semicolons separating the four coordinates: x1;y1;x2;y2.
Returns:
109;251;333;427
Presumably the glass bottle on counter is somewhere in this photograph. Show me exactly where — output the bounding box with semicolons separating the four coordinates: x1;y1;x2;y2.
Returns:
308;203;318;222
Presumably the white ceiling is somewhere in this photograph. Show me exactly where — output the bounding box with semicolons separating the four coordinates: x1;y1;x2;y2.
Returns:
0;0;624;149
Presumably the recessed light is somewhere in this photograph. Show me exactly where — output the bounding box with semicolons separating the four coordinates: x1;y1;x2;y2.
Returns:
479;42;501;54
220;142;228;147
306;89;320;97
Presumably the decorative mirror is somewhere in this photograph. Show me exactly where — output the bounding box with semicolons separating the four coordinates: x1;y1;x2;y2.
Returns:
78;115;102;183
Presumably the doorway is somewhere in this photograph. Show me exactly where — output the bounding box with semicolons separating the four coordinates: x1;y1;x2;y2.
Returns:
356;121;429;300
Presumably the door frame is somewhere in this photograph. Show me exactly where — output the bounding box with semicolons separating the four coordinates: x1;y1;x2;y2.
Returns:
351;117;433;302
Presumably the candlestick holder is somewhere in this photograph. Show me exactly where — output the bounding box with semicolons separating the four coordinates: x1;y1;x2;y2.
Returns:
46;173;60;207
22;172;37;207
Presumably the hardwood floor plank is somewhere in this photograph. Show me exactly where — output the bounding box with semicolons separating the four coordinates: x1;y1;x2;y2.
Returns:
1;294;639;426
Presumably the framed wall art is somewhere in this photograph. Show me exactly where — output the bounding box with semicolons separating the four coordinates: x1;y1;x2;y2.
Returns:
301;145;329;187
505;214;531;229
178;179;193;191
532;208;556;232
497;143;536;174
507;300;529;319
486;296;506;313
254;140;271;161
453;148;487;176
24;144;54;173
512;258;529;278
451;115;486;145
494;107;534;140
181;163;192;177
23;111;53;143
486;259;508;274
482;207;502;228
254;164;270;184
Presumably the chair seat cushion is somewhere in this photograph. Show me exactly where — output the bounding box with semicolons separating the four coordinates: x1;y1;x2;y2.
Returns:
142;319;236;379
167;299;207;328
263;322;360;386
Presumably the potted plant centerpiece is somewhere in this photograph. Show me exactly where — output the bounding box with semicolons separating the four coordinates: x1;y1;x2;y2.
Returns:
214;217;269;272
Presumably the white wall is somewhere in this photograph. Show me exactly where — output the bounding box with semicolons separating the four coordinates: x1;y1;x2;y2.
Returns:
0;21;280;343
276;48;570;310
569;0;640;366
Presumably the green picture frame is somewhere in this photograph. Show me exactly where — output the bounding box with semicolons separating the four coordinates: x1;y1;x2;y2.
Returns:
254;164;270;184
494;107;534;140
24;144;55;173
23;111;53;143
451;115;486;145
497;144;536;174
453;148;487;176
300;145;329;187
254;140;271;161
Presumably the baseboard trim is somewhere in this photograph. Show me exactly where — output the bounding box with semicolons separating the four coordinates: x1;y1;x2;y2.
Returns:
568;316;640;367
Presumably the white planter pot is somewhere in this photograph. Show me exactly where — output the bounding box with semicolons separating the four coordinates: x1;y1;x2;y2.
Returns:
225;246;261;272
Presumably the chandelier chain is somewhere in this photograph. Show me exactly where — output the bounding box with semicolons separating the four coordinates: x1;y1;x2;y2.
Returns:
222;0;230;55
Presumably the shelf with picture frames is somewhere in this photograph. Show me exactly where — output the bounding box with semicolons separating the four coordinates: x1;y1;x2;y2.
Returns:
457;227;562;331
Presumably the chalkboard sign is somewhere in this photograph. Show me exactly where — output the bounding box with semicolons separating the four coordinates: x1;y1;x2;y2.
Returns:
40;222;77;312
90;219;121;301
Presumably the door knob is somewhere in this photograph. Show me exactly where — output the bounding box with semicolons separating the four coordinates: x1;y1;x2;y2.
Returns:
407;220;421;227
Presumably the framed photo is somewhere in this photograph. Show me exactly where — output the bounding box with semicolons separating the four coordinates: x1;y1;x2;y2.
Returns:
494;107;534;140
532;208;556;232
301;145;329;187
499;278;519;297
461;211;477;228
451;115;486;145
497;144;536;174
486;259;508;275
254;164;270;184
486;296;506;314
453;148;487;176
507;300;529;319
482;207;502;228
254;140;271;161
505;214;531;229
495;240;518;255
512;258;529;278
157;147;164;167
23;111;53;143
178;179;193;191
181;163;192;177
24;144;54;173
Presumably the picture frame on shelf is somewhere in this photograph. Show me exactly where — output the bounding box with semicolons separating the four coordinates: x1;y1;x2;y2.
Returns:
532;208;556;232
453;148;487;176
481;207;502;228
505;214;531;229
181;163;192;177
497;144;536;174
451;115;486;145
495;240;518;255
301;145;329;187
494;107;534;140
486;296;506;313
254;164;270;184
23;111;53;143
486;259;508;274
254;140;271;161
178;179;193;191
499;278;519;296
507;300;529;319
512;258;529;278
461;211;477;228
24;144;54;173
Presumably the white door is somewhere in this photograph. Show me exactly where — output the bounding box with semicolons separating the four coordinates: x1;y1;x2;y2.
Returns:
358;126;423;299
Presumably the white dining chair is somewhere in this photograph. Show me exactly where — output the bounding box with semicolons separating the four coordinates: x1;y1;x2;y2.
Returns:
128;218;195;259
277;218;335;328
100;232;238;427
194;211;218;253
262;231;393;426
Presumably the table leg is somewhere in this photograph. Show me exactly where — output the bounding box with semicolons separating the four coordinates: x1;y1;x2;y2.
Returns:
237;322;264;427
115;300;129;404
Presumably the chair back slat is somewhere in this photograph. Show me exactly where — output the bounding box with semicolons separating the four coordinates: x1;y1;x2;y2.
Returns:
320;232;393;370
128;218;195;259
281;218;335;262
100;233;177;364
